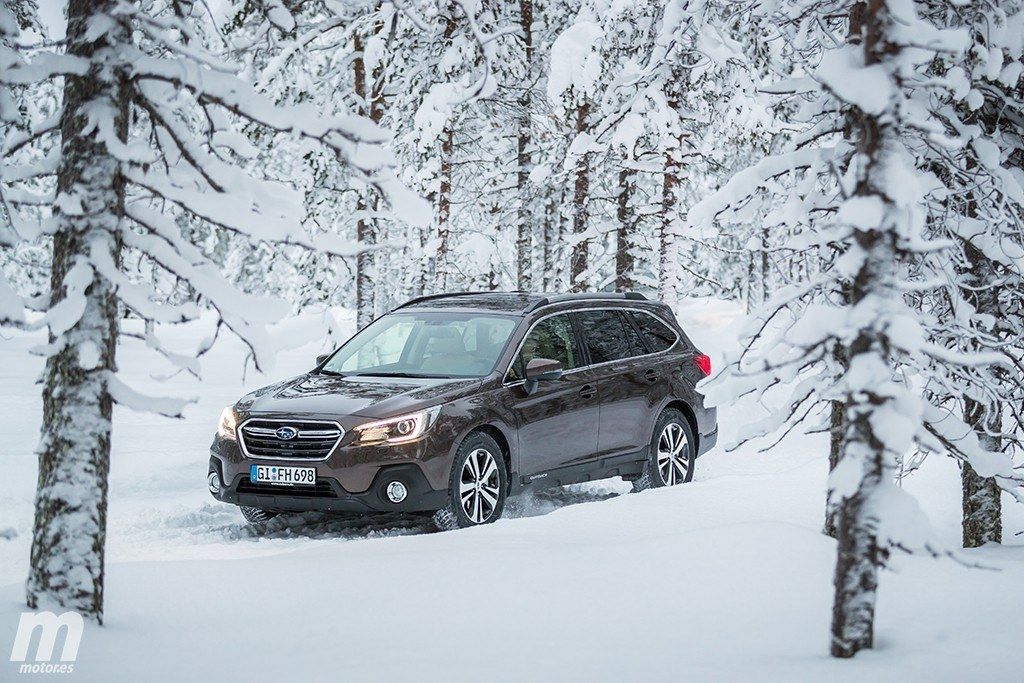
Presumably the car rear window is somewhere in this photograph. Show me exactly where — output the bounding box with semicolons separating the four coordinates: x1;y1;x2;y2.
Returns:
629;311;678;352
575;310;635;364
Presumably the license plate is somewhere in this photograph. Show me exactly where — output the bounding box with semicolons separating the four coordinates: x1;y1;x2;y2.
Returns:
250;464;316;486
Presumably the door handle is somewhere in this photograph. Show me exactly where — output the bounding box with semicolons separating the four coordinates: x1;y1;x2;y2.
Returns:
643;369;658;383
579;384;597;399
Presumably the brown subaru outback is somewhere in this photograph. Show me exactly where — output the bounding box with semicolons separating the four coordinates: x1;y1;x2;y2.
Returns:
208;291;717;530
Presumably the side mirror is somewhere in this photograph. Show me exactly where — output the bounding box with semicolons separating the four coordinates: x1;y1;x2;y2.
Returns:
524;358;562;395
315;353;331;367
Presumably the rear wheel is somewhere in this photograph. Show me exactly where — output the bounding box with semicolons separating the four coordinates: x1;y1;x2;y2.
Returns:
240;506;279;526
632;408;695;493
433;432;508;531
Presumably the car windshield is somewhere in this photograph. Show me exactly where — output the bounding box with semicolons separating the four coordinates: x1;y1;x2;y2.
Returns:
320;312;518;379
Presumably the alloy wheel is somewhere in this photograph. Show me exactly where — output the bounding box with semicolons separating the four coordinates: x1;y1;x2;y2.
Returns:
459;448;501;524
657;422;690;486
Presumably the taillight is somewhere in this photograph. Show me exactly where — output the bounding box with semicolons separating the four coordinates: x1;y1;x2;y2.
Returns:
694;353;711;377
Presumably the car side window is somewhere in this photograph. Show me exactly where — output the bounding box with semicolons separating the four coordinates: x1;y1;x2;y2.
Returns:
575;310;634;364
629;311;678;352
616;311;648;356
506;314;580;381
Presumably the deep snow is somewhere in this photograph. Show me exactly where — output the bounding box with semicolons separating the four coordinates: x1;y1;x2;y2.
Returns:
1;298;1022;681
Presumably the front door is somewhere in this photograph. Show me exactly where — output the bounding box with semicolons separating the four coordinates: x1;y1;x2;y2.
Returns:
505;313;599;477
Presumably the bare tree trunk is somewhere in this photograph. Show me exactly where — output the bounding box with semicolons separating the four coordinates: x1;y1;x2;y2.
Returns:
353;21;388;327
962;396;1001;547
515;0;533;290
436;123;454;291
824;9;861;541
659;141;682;302
544;184;561;290
831;0;891;659
958;215;1002;547
759;223;769;303
27;0;128;622
960;247;1002;545
569;102;590;292
615;166;636;291
824;395;844;538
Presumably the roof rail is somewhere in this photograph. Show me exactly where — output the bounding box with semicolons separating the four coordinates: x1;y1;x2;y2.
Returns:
525;291;647;313
393;291;496;310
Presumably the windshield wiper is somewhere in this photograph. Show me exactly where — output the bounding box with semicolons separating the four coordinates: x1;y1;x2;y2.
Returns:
349;371;442;379
317;368;347;377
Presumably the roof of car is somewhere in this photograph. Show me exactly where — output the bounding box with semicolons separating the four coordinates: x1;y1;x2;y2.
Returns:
395;291;653;315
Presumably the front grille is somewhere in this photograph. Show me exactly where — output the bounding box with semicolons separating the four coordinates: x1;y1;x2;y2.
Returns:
239;419;343;460
236;479;337;498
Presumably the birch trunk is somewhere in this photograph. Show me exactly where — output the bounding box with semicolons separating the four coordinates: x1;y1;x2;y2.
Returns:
27;0;128;622
958;205;1002;547
541;188;558;291
615;166;636;291
436;123;454;291
831;0;892;658
962;394;1001;547
659;142;682;303
353;31;375;328
515;0;533;290
569;102;590;292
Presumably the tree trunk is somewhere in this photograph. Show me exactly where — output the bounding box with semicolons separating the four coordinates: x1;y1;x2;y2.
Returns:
436;123;454;291
759;223;769;303
353;21;388;328
615;166;636;291
830;0;895;659
541;185;560;291
569;102;590;292
515;0;533;290
659;142;682;302
962;399;1001;547
824;393;844;539
27;0;128;623
353;32;374;328
832;216;893;660
957;222;1002;547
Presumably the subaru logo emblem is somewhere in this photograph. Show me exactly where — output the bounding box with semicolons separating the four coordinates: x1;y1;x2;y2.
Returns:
275;426;298;441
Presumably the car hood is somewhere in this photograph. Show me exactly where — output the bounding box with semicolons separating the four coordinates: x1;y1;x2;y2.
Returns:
235;373;484;419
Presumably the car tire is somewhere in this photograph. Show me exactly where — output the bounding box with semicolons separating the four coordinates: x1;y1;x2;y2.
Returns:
240;506;279;526
433;431;508;531
632;408;695;493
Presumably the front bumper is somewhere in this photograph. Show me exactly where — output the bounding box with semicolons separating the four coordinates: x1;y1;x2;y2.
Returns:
209;458;448;513
209;413;459;514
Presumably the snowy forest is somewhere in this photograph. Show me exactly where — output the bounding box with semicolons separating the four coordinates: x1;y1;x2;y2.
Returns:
2;0;1023;676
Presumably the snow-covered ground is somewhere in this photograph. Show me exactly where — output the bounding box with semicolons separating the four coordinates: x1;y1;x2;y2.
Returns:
1;298;1022;681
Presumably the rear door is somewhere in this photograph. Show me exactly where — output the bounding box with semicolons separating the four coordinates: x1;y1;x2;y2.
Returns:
505;313;600;477
574;309;663;459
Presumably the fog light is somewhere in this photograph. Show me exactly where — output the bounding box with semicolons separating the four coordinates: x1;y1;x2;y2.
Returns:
386;481;407;503
208;471;221;495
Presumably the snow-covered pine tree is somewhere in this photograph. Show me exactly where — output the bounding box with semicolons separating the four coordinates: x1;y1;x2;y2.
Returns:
692;0;1024;658
913;0;1024;548
1;0;426;620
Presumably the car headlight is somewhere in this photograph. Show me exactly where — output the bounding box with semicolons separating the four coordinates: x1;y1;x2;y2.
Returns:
218;407;238;440
353;406;441;445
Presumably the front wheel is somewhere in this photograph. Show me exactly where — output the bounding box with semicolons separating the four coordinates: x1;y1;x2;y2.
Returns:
433;432;508;531
632;408;695;493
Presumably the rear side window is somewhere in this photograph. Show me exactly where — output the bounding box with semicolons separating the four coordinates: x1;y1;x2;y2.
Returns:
629;311;678;352
507;314;580;381
575;310;636;364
